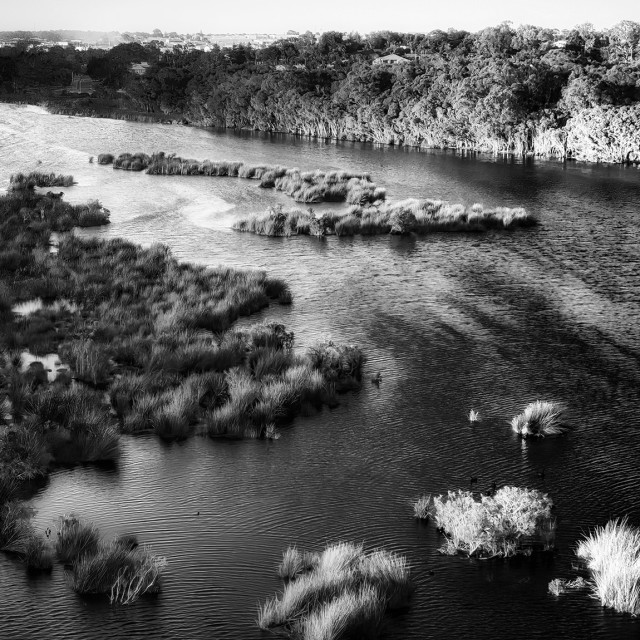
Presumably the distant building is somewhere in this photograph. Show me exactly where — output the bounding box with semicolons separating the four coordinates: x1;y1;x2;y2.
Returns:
130;62;150;75
68;72;96;94
373;54;409;66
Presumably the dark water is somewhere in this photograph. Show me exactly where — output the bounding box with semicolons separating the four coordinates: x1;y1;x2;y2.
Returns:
1;104;640;639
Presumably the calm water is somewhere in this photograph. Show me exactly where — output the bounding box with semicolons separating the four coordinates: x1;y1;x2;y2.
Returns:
1;103;640;639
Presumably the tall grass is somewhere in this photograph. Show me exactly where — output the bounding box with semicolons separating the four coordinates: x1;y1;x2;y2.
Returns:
258;542;412;639
510;400;566;438
235;199;536;238
55;515;100;563
72;540;167;604
576;519;640;615
9;172;75;190
431;486;555;557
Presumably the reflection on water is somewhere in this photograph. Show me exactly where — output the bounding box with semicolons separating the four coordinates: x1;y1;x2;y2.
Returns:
1;103;639;639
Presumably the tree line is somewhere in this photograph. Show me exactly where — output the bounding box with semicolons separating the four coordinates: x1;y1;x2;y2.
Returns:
1;23;639;162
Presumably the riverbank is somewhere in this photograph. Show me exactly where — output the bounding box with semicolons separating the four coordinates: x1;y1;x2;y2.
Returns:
4;97;638;166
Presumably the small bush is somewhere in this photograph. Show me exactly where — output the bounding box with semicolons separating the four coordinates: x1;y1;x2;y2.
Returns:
432;486;555;557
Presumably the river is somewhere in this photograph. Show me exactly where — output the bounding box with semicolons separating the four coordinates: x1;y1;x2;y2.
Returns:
1;103;640;639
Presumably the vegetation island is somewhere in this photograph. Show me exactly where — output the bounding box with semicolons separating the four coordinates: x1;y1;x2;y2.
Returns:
0;171;364;601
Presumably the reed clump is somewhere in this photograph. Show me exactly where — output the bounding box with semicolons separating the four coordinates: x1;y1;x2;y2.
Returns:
431;486;556;557
510;400;566;438
235;199;535;238
413;494;431;520
55;515;100;563
72;539;167;604
258;542;412;639
9;172;75;190
97;153;114;165
548;576;587;597
576;518;640;616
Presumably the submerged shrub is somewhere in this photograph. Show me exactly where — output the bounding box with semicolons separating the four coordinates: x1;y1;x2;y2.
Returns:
511;401;566;438
432;486;555;557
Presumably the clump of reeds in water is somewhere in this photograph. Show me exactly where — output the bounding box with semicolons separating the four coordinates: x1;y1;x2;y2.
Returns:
0;501;54;571
234;198;535;238
510;400;566;438
113;152;152;171
576;518;640;616
55;515;100;563
72;539;167;604
413;494;431;520
548;577;587;597
258;542;412;639
9;172;75;190
431;486;556;557
97;154;114;165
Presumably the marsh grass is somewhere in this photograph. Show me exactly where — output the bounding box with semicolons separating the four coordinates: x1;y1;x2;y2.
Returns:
9;172;75;190
72;540;167;604
511;401;566;438
413;494;431;520
432;486;555;557
258;542;412;639
548;577;587;597
235;198;535;238
55;515;100;563
576;519;640;615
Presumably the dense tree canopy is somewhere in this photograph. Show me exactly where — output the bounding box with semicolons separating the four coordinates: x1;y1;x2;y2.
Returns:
2;22;639;161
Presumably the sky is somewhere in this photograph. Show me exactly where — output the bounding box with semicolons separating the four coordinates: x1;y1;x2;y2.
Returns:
2;0;639;34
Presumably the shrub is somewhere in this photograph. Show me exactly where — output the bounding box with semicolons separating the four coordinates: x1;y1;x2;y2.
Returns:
432;486;555;557
510;401;566;438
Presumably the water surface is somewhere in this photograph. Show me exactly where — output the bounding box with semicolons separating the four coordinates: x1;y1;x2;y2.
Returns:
1;103;639;639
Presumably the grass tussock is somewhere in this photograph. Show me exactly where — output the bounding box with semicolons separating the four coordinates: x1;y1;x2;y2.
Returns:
72;539;167;604
413;495;431;520
510;400;566;438
258;542;412;639
576;518;640;616
431;486;556;557
55;515;100;563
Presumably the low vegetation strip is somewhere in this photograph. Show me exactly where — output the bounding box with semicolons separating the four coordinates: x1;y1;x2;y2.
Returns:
258;542;412;639
235;199;535;237
415;486;556;558
102;151;384;205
